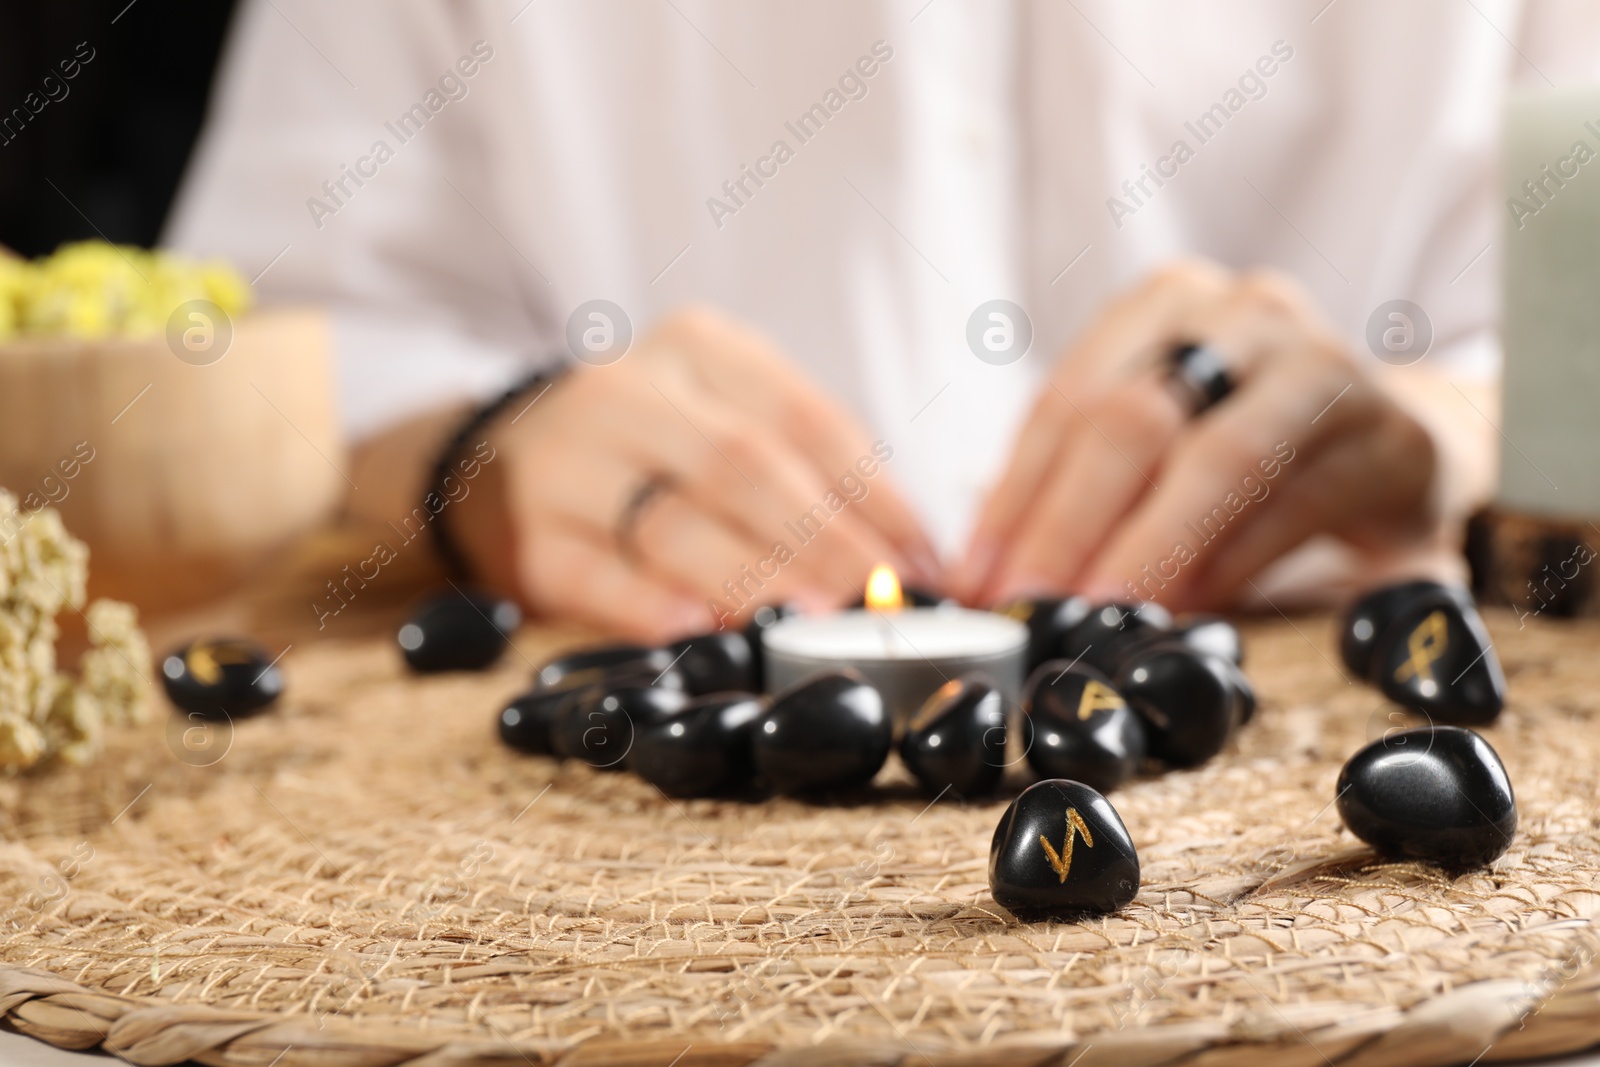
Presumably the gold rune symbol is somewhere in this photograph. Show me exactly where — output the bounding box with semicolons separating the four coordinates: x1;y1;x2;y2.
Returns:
186;642;258;685
999;601;1034;623
1038;807;1095;883
1393;610;1448;685
1077;680;1124;720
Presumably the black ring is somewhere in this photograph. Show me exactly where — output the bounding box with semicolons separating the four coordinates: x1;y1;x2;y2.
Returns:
615;474;677;562
1166;343;1235;416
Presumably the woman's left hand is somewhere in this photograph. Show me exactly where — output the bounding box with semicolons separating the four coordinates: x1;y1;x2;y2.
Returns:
950;259;1468;610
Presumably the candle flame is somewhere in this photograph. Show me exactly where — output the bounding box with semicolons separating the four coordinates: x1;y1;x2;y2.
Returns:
865;563;904;613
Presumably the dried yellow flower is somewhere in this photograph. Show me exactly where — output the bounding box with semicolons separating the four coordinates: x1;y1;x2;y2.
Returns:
3;240;253;341
0;257;22;342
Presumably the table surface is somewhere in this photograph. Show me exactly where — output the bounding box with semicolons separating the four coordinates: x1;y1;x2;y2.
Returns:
7;1025;1598;1066
6;529;1595;1067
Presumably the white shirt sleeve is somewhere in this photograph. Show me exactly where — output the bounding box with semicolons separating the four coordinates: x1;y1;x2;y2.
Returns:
1517;0;1600;88
163;0;556;441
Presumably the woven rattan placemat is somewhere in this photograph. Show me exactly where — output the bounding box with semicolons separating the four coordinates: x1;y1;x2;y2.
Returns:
1;612;1598;1067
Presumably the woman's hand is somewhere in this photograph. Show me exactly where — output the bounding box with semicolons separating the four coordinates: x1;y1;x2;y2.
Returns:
952;260;1483;610
453;307;938;641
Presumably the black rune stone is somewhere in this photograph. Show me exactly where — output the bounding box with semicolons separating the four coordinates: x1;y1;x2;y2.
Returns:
551;684;688;770
851;586;955;609
534;644;675;691
1060;601;1173;676
631;693;767;797
499;664;687;757
667;630;757;695
1170;615;1244;666
498;685;589;756
1336;726;1517;868
1115;641;1239;767
1370;595;1506;725
161;637;284;720
742;603;799;692
899;675;1008;798
397;589;521;673
1338;580;1471;679
753;671;892;795
1021;662;1145;793
1224;659;1257;725
994;596;1091;672
989;779;1140;919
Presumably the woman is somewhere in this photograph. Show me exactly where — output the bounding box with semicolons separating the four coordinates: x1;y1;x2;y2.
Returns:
168;0;1594;639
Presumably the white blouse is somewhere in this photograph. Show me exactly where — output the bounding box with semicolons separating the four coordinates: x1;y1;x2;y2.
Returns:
167;0;1600;549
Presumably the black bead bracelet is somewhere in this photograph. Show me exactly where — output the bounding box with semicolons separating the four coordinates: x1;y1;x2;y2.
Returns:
426;363;571;578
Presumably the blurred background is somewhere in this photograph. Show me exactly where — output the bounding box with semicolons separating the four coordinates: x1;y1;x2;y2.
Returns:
0;2;238;256
0;1;1591;634
0;0;350;628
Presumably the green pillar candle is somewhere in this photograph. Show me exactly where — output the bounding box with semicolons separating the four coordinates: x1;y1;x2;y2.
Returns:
1500;87;1600;518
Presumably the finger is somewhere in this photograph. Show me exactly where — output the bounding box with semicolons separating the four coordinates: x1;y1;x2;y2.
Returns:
618;372;915;592
519;523;714;643
948;385;1072;600
657;308;940;580
953;259;1233;598
540;374;903;603
1165;269;1332;379
984;373;1187;602
1071;270;1353;604
768;395;937;583
1186;370;1439;609
531;443;654;533
1177;446;1356;610
630;489;838;614
1055;258;1238;393
1077;357;1344;607
526;430;844;605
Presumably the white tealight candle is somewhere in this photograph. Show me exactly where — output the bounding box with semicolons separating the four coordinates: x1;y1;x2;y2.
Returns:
762;601;1028;724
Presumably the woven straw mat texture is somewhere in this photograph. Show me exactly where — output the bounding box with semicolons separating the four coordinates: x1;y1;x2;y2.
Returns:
1;612;1599;1067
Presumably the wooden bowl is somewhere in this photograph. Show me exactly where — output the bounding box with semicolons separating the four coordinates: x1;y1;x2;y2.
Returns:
0;307;346;615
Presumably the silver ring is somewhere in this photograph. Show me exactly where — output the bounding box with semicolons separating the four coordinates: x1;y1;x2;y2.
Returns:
615;474;675;561
1166;343;1235;417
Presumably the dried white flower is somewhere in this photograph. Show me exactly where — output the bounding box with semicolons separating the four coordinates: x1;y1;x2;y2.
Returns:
81;598;152;726
0;487;150;772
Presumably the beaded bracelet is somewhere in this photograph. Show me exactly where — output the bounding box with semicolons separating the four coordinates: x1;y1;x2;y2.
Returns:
425;364;571;578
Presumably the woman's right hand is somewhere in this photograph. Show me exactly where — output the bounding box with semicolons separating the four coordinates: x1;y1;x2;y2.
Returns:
452;307;938;642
